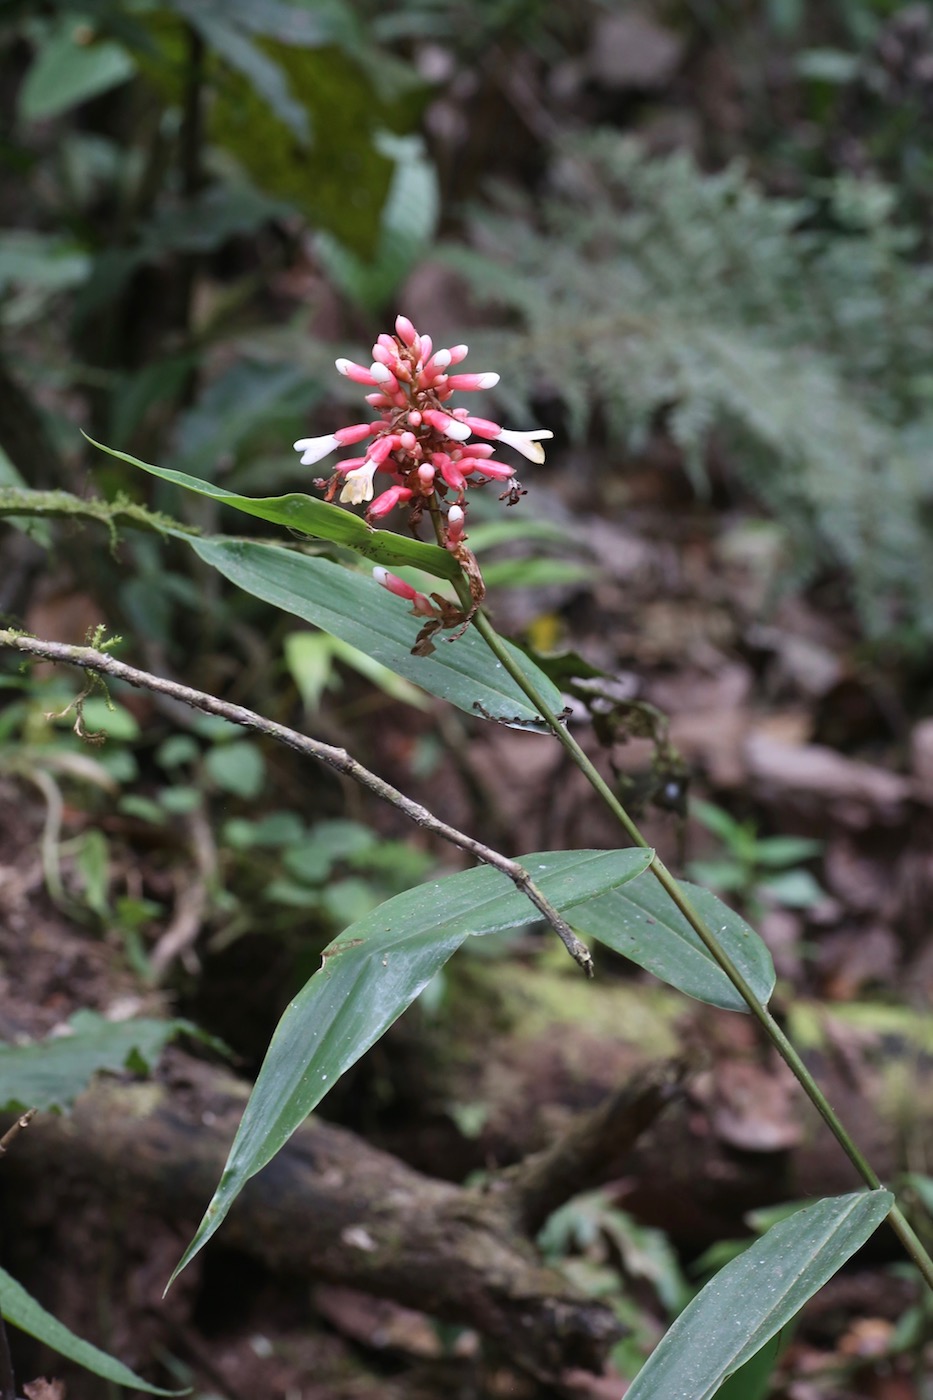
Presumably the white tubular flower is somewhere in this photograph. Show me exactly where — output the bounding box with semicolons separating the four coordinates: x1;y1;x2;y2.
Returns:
293;434;339;466
339;459;378;504
496;428;554;464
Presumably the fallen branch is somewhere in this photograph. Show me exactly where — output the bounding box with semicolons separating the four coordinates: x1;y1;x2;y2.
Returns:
3;1053;680;1378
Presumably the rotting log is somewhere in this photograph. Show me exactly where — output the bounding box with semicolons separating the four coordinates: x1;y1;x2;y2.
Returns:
2;1053;680;1381
358;962;933;1246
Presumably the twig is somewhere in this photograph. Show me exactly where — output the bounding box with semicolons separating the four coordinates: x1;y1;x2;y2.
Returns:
499;1062;685;1235
150;806;215;979
0;1108;37;1156
0;631;593;975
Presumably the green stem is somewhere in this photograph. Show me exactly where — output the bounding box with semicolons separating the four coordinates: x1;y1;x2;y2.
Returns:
462;585;933;1290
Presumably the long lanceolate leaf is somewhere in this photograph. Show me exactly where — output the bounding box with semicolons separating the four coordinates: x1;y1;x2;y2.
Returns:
0;1267;180;1394
85;437;461;580
192;537;563;727
569;876;775;1012
624;1190;894;1400
168;847;652;1287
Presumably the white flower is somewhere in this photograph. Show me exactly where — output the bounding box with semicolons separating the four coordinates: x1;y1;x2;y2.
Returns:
339;459;378;504
496;428;554;464
294;434;339;466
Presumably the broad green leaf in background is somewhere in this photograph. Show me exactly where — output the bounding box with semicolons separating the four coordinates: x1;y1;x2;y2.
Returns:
316;132;440;312
624;1190;893;1400
86;437;460;580
481;558;594;590
191;537;564;727
169;846;653;1284
208;39;422;258
569;875;775;1011
284;631;430;711
0;1011;193;1112
204;739;266;799
0;1266;181;1395
0;231;91;328
18;20;136;123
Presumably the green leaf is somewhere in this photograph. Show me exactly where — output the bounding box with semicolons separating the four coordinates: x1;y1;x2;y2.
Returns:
191;537;564;728
85;436;460;580
169;847;652;1284
19;23;136;123
0;1011;191;1112
752;836;823;867
191;12;310;140
204;739;266;798
625;1190;893;1400
480;558;594;590
78;696;141;740
691;800;746;846
0;1266;182;1394
711;1331;785;1400
568;875;775;1011
207;41;414;257
315;132;439;312
758;869;825;908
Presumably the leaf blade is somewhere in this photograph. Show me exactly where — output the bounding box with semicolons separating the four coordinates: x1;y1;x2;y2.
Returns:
170;847;653;1284
0;1266;181;1394
624;1190;893;1400
568;876;775;1011
191;536;563;727
85;435;460;579
0;1013;192;1113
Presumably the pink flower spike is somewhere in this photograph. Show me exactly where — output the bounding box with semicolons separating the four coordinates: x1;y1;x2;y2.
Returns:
447;344;469;365
376;333;396;352
373;567;437;617
425;349;452;374
446;504;466;545
336;358;381;386
373;567;417;601
497;427;554;463
365;393;393;408
461;416;501;439
334;423;375;446
423;409;471;441
369;363;399;390
371;344;396;367
420;334;433;362
293;433;339;466
470;459;515;480
395;315;418;347
417;463;436;489
368;485;413;519
440;458;467;493
445;372;500;392
368;434;400;466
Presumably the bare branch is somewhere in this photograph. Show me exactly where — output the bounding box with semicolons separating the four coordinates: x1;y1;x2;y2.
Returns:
0;630;593;974
0;1107;37;1157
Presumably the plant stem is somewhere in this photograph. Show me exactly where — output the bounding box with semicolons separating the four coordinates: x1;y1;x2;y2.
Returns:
464;591;933;1290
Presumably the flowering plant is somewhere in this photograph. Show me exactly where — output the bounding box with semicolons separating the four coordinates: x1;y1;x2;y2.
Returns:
294;317;553;652
64;316;931;1399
